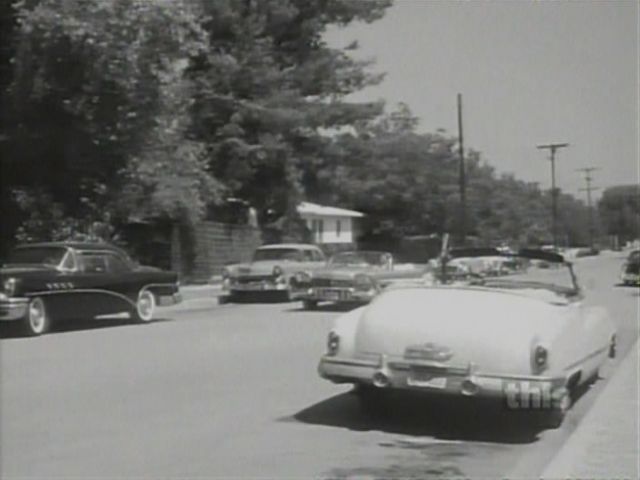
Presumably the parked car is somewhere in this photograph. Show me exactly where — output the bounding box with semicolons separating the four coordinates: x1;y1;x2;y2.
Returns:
0;242;181;336
620;249;640;286
219;243;326;303
317;248;616;428
291;251;425;309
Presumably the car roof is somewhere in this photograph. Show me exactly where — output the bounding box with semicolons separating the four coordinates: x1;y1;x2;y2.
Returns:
257;243;320;250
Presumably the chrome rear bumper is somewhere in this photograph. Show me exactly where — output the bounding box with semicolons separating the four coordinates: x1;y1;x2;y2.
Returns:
318;354;566;401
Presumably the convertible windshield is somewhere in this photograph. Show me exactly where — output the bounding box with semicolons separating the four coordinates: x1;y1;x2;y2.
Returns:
253;248;305;262
5;246;67;267
428;254;580;300
330;251;392;268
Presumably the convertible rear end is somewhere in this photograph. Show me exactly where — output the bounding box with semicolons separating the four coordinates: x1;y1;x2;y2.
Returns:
318;260;615;429
319;287;566;394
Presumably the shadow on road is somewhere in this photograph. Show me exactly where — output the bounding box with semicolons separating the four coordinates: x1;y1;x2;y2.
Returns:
0;316;174;339
288;390;544;444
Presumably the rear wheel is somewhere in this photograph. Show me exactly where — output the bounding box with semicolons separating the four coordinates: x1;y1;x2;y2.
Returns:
24;297;49;336
543;387;571;429
133;290;155;323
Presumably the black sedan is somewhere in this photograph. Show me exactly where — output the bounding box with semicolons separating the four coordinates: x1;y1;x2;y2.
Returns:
0;242;181;335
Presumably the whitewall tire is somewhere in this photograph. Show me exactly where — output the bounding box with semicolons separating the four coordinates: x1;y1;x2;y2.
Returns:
25;297;49;336
134;290;156;323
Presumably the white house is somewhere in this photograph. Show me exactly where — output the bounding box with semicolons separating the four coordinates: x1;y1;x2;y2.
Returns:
297;202;363;244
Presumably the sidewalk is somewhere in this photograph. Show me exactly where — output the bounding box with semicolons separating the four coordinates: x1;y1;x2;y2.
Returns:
542;341;639;479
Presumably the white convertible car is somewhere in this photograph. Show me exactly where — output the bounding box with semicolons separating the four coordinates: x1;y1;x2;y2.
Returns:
318;248;616;428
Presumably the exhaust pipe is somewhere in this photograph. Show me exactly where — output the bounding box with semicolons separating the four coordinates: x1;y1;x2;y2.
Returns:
372;370;391;388
461;377;480;396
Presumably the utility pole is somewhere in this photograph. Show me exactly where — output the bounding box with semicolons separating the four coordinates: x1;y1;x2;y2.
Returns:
536;142;569;249
577;167;599;250
457;94;466;246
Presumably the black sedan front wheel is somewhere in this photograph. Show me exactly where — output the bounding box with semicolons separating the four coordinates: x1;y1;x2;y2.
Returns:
133;290;156;323
24;296;50;336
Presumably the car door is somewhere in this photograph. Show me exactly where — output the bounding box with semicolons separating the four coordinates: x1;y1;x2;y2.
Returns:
73;250;138;316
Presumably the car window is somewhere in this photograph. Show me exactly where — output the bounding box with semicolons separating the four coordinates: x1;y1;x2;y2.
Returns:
106;253;131;273
6;247;67;267
60;251;77;270
80;253;108;273
312;250;325;262
253;248;304;261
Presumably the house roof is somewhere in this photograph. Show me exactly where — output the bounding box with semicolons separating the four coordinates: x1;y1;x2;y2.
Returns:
297;202;364;218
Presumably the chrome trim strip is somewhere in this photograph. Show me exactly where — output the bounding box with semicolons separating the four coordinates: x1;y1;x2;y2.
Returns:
563;346;609;372
26;289;137;307
320;357;379;368
24;282;178;308
476;372;557;382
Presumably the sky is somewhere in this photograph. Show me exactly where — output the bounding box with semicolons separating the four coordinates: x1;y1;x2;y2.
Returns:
325;0;639;200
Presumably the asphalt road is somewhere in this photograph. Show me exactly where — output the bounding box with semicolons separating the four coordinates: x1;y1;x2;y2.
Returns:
1;253;637;478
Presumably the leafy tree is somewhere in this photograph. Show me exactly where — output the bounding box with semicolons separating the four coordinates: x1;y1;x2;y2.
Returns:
598;185;640;243
189;0;391;227
2;0;221;246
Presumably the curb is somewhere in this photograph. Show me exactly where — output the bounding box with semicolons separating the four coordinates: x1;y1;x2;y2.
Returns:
541;340;639;479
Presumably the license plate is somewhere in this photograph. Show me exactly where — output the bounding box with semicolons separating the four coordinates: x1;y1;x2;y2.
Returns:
318;289;342;301
407;373;447;389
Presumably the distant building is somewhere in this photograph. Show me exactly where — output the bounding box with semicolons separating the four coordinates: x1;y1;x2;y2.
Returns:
297;202;363;244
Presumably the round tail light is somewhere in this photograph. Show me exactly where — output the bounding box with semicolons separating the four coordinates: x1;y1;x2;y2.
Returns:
327;332;340;356
532;345;548;373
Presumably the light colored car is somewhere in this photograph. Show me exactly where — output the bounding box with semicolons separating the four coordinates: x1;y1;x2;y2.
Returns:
291;251;426;309
318;248;616;428
620;249;640;286
219;244;326;302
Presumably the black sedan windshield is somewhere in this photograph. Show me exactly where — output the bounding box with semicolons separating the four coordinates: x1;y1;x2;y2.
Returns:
6;247;67;267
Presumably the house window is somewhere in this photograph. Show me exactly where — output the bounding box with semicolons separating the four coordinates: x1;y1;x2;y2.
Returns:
318;219;324;242
336;220;341;238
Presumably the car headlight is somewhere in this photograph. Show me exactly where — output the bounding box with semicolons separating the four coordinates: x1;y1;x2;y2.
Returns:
3;277;17;297
293;271;311;284
532;344;549;373
272;266;286;284
354;274;373;291
327;331;340;356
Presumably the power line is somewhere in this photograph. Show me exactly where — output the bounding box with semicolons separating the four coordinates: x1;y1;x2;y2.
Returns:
577;167;600;250
536;142;569;248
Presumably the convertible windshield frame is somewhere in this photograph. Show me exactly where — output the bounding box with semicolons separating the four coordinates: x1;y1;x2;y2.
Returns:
437;247;581;297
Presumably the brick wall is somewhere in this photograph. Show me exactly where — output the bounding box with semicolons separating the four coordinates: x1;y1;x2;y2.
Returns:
184;221;262;283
